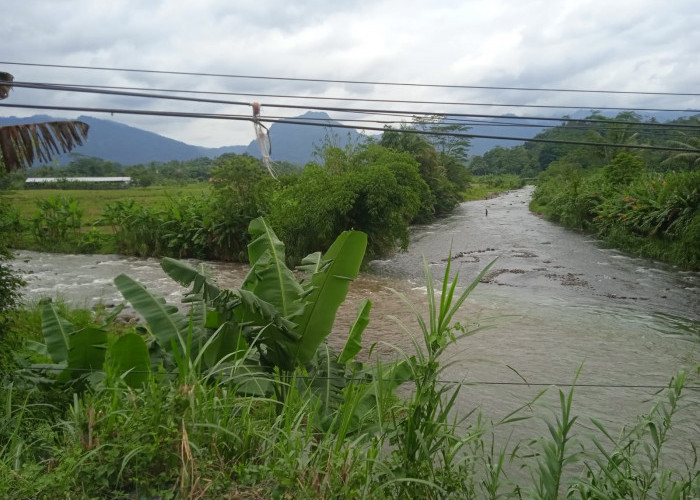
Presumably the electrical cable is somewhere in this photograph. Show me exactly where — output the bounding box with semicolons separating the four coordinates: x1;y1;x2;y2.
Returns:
14;365;699;391
3;60;700;96
5;81;700;130
7;80;251;108
8;80;700;114
2;102;699;153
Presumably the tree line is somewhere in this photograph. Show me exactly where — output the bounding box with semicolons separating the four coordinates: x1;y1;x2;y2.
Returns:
468;112;700;269
1;126;473;265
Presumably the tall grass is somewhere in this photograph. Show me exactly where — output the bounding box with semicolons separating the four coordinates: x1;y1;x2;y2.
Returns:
0;281;698;498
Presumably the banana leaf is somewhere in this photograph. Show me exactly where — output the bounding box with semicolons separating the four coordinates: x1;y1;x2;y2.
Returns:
292;230;367;364
243;217;305;318
199;322;248;369
0;120;89;172
161;258;221;302
306;343;346;425
114;273;190;354
41;304;75;364
233;288;298;335
338;299;371;364
107;333;150;387
296;251;326;277
63;327;108;380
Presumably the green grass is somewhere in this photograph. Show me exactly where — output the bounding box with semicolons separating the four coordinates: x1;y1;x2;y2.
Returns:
461;175;526;201
461;182;509;201
3;184;210;254
1;257;698;499
6;184;208;223
1;301;697;499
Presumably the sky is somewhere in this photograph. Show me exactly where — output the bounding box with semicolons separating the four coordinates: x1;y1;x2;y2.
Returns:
2;0;699;147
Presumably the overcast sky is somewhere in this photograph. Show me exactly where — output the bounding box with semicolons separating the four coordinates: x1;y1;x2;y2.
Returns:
2;0;699;147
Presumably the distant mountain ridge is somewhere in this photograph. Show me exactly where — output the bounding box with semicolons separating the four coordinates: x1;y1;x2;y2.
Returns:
1;110;695;166
0;112;363;166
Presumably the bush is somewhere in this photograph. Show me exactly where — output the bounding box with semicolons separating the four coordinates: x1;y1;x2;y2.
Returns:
269;145;432;262
533;155;700;269
0;199;23;318
31;195;84;249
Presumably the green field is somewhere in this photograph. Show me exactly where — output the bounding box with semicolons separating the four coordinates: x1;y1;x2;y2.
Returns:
5;184;209;223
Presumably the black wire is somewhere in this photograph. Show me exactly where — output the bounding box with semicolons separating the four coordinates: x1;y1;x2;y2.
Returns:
267;117;700;153
258;100;700;125
6;81;700;130
0;102;255;122
3;102;699;154
3;60;700;97
9;80;700;114
8;80;251;108
16;365;699;390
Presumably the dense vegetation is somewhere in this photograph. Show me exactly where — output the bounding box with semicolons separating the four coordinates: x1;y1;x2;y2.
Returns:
1;221;697;499
0;155;24;325
468;113;700;269
2;128;477;263
1;121;698;497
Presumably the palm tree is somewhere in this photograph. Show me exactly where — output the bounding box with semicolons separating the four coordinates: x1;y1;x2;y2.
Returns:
0;71;89;172
662;133;700;169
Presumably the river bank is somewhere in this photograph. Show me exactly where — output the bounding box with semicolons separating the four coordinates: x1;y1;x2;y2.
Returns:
5;186;699;497
11;187;699;409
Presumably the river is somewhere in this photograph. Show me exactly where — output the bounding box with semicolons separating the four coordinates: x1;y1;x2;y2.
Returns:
9;186;699;471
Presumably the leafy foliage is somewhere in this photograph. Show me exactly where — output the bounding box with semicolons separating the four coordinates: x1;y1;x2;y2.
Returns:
380;127;462;216
533;153;700;269
523;112;700;269
1;239;698;498
31;195;84;247
0;121;90;172
0;197;23;317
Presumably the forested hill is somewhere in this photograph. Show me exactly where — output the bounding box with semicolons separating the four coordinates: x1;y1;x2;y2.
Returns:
0;112;362;166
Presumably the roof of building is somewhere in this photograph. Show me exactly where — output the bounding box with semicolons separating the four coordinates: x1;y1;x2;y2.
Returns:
25;177;131;183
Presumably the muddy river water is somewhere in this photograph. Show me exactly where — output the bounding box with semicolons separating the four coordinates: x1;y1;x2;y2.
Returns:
9;186;699;468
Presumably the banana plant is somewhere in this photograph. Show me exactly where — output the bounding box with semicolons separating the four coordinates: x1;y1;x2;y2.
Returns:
32;303;150;388
36;304;107;383
160;217;370;374
158;217;398;412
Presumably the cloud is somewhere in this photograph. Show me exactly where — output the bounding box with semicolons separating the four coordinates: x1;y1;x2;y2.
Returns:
2;0;698;147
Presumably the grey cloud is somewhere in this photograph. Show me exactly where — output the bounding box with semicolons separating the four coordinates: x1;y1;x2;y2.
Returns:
2;0;698;147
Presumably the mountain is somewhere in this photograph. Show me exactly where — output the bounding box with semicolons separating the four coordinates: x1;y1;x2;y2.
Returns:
0;115;224;165
243;111;365;165
0;112;362;167
1;110;696;166
465;115;547;156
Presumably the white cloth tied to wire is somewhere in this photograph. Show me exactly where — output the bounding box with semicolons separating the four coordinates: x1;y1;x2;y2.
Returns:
252;102;276;178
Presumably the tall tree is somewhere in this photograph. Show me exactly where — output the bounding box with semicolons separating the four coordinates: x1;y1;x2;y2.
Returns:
414;115;471;164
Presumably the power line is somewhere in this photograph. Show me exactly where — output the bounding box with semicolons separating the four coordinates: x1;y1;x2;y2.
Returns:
8;80;250;109
274;117;700;153
3;60;699;97
16;365;699;391
5;81;700;130
8;80;700;114
5;84;690;133
3;102;699;154
8;80;700;118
